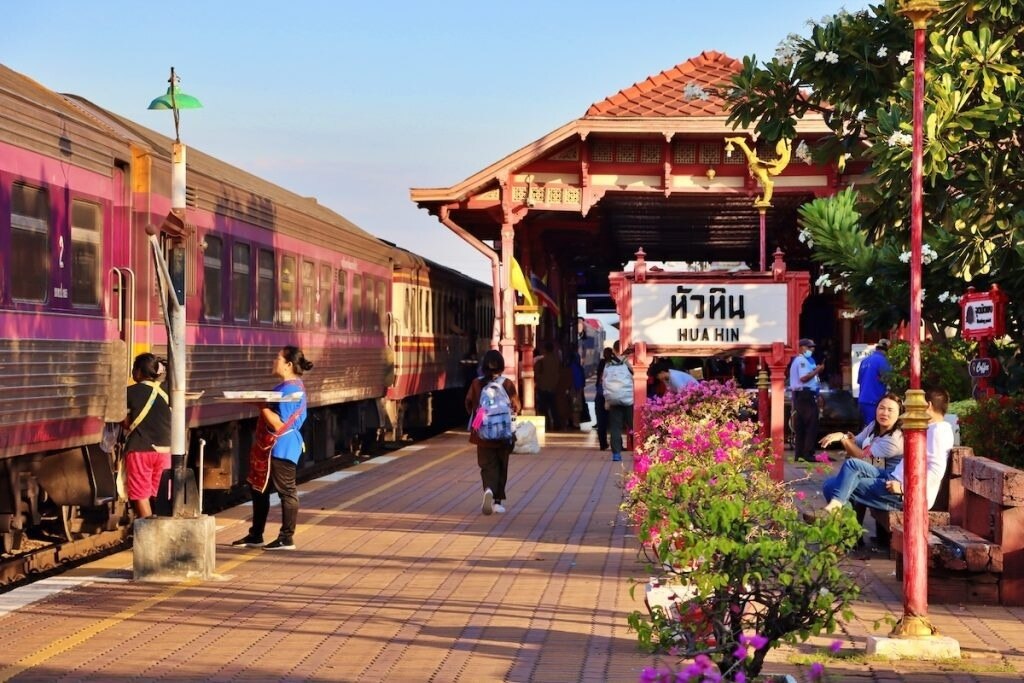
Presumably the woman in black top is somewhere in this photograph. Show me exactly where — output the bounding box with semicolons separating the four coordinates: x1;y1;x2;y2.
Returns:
122;353;171;519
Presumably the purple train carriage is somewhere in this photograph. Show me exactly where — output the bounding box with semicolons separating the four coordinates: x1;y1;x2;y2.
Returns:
0;64;490;555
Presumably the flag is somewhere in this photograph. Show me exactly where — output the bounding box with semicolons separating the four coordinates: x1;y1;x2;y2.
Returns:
509;258;536;307
529;273;560;318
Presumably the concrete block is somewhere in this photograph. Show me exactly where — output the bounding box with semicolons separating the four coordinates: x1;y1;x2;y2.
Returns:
865;634;961;660
133;515;217;582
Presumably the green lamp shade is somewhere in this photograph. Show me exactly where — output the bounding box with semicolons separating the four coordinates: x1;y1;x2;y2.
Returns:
148;86;203;110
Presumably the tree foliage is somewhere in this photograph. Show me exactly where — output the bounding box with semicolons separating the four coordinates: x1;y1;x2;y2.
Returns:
724;0;1024;342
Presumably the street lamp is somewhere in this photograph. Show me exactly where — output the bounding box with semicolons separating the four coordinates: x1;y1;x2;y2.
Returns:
148;67;202;217
147;67;202;518
895;0;940;638
148;66;203;143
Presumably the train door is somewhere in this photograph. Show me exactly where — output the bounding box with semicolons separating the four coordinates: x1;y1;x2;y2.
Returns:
109;162;135;378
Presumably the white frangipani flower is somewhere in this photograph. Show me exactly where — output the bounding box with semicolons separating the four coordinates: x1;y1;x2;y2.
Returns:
877;46;889;58
921;244;938;265
825;51;840;64
897;50;913;66
887;131;913;147
937;291;954;303
898;251;911;263
865;276;874;286
815;50;827;62
795;140;813;164
815;273;833;288
683;83;709;101
857;110;867;121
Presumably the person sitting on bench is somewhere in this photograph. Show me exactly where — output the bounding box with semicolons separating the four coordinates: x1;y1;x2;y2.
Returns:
816;388;953;516
819;392;905;544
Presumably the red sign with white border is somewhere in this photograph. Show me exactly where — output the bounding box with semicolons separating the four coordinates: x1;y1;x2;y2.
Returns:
960;285;1006;341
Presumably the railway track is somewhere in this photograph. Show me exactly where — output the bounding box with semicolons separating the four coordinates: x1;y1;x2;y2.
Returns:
0;526;132;589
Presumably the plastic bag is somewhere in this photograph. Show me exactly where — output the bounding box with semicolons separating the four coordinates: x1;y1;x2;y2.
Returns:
512;421;540;454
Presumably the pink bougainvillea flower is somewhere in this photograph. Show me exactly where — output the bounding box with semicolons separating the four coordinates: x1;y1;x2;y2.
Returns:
829;639;843;653
795;491;807;501
809;661;825;680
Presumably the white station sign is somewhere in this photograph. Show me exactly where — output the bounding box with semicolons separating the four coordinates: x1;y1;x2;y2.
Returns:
631;283;789;347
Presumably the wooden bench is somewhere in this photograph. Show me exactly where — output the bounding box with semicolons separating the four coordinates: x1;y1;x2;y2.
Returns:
891;447;1024;605
867;445;961;550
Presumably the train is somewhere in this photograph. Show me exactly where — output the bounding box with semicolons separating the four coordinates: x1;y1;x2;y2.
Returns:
0;64;493;554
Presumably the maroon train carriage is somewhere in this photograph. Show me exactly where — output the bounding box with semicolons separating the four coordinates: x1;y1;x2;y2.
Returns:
386;246;494;440
0;64;490;555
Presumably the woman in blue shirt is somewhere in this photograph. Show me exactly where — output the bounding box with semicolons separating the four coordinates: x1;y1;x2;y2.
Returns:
233;345;312;551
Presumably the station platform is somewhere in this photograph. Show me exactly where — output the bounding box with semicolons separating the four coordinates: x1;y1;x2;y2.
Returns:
1;428;1023;682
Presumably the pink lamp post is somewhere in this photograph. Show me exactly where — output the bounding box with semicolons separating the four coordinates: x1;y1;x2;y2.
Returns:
894;0;940;637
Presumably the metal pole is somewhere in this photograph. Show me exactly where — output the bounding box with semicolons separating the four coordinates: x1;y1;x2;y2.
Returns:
148;232;197;518
894;0;939;637
758;207;767;272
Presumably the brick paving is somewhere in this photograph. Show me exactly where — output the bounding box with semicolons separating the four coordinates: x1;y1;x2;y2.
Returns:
0;430;1021;681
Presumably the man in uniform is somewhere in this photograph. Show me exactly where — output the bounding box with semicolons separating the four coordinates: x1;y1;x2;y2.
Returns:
790;338;824;463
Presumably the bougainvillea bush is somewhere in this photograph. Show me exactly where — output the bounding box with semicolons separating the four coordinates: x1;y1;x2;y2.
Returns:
624;381;861;680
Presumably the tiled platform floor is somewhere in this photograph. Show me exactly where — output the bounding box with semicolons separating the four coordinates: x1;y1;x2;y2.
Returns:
0;429;1023;682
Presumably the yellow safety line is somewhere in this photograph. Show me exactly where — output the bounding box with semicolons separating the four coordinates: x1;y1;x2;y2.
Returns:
0;445;468;680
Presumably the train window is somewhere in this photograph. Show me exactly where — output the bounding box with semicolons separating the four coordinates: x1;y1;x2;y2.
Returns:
257;248;275;323
377;279;387;332
370;278;381;331
300;260;314;326
318;264;331;327
70;199;101;307
279;254;296;325
364;277;374;331
336;269;348;329
203;235;223;320
351;274;362;331
424;289;431;334
232;242;251;322
11;183;50;303
404;289;412;332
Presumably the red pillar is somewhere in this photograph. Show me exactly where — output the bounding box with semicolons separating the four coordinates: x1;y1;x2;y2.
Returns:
767;342;788;482
894;0;939;637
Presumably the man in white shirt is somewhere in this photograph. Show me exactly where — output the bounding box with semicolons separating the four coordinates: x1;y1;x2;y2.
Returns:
790;338;824;463
668;368;698;391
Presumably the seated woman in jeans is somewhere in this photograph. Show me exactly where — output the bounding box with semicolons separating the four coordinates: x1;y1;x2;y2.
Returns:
819;393;904;542
816;388;953;515
820;392;904;472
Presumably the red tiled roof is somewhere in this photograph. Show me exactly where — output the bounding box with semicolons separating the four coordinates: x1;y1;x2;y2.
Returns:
585;51;742;118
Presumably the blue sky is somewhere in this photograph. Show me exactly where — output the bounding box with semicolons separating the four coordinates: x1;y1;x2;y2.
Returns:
4;1;866;283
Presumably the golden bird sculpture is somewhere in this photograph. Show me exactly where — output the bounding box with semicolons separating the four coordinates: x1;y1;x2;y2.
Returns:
723;137;792;208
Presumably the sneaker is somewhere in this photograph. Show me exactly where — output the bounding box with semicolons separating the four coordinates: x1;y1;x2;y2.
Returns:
493;503;506;514
482;488;494;515
611;453;622;462
230;535;264;548
263;538;296;551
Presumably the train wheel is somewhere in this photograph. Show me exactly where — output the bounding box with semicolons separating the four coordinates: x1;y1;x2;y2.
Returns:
0;530;24;555
346;435;364;458
61;505;84;541
62;504;119;540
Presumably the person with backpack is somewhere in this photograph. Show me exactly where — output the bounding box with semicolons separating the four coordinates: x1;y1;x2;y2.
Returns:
601;342;634;463
465;349;521;515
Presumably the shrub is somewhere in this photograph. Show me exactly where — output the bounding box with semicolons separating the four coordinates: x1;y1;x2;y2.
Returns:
624;381;862;680
959;394;1024;468
885;339;972;401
